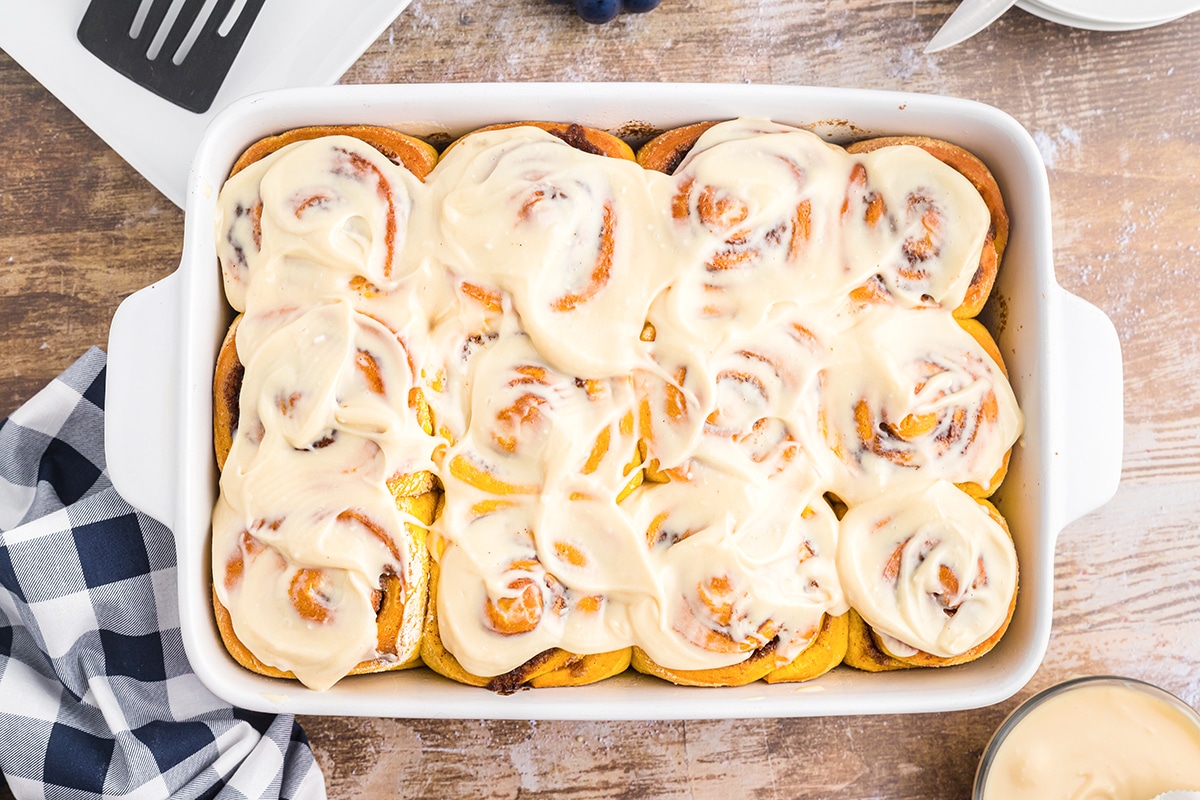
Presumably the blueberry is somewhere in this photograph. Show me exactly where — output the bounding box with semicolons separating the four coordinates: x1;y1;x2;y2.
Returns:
623;0;660;11
574;0;622;24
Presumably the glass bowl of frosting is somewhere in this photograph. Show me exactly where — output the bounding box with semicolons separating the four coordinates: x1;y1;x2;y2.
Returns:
974;675;1200;800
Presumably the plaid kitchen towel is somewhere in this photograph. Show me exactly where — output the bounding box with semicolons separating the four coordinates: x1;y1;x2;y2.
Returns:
0;348;326;800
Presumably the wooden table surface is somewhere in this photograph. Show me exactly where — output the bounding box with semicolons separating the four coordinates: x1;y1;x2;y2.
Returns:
4;1;1200;797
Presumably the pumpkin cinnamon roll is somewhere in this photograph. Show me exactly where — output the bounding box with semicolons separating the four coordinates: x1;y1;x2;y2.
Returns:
818;306;1022;505
700;312;834;482
841;136;1004;319
646;118;852;339
217;128;437;315
838;480;1018;670
625;462;847;686
436;331;641;499
635;303;833;485
423;121;677;379
423;494;645;691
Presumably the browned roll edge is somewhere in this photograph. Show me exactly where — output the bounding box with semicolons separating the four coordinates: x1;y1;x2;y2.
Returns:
630;639;781;688
635;120;722;174
228;124;439;181
440;121;636;163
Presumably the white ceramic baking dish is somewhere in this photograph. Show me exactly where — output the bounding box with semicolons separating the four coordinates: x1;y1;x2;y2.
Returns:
104;83;1123;719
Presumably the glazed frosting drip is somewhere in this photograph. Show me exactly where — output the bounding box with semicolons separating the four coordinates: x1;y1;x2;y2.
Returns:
213;119;1022;685
836;480;1018;659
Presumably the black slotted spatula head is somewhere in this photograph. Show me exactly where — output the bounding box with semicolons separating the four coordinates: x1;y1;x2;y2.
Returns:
77;0;268;114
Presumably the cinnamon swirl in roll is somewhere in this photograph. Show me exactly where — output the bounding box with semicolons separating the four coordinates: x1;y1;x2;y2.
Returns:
646;118;853;334
422;121;677;378
625;466;847;686
817;307;1022;505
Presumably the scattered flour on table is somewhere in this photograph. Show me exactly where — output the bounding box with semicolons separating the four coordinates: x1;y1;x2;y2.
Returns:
1033;125;1081;169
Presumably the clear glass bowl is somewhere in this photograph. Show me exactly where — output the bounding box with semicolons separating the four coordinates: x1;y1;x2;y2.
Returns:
974;675;1200;800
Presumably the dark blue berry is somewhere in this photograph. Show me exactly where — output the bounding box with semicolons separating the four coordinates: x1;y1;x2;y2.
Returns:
623;0;660;12
574;0;622;24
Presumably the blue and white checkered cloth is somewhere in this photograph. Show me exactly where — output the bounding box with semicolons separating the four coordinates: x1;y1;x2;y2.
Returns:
0;349;326;800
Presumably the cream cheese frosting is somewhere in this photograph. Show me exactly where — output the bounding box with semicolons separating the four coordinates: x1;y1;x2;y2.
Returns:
837;480;1018;659
212;119;1022;688
980;680;1200;800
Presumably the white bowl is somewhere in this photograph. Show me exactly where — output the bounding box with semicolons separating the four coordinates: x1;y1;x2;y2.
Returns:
104;83;1123;719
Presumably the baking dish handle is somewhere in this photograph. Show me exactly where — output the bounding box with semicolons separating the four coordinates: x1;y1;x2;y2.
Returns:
105;271;181;529
1053;288;1124;530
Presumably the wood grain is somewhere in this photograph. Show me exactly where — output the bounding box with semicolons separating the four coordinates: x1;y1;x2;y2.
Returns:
5;0;1200;797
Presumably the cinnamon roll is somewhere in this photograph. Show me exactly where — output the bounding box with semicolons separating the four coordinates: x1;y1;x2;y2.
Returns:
437;331;640;498
838;480;1018;670
645;119;853;341
635;303;834;486
844;136;1007;319
421;122;677;379
217;128;437;316
818;306;1022;505
422;496;646;690
624;463;847;686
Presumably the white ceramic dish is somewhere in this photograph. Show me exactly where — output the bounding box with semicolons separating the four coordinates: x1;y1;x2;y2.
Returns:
104;83;1123;719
